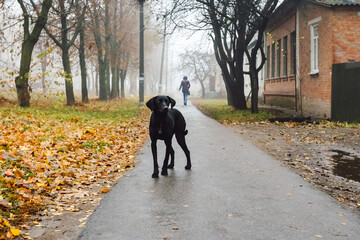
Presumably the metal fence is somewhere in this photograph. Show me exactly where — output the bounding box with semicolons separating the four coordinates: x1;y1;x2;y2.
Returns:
331;62;360;123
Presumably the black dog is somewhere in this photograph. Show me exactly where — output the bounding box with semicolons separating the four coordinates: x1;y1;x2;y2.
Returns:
146;96;191;178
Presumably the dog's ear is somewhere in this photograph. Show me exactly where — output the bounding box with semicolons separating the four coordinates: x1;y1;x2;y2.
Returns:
146;97;156;111
167;96;176;108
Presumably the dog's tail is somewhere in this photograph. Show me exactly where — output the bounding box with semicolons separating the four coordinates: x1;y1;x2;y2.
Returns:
184;130;188;135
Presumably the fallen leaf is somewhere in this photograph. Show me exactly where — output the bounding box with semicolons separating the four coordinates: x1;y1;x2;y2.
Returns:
10;228;20;236
101;189;110;193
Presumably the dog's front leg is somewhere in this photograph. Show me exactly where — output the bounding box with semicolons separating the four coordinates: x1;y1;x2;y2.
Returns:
161;140;172;176
151;140;159;178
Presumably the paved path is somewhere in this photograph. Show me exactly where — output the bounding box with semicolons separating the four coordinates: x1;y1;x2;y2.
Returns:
79;102;360;240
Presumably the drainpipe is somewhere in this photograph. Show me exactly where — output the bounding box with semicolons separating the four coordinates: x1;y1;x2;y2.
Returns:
263;32;267;105
295;5;302;115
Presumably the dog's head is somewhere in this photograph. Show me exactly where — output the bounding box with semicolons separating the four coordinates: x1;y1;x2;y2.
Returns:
146;96;176;113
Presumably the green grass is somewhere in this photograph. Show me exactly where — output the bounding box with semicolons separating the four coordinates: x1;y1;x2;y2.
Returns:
0;96;146;125
192;98;360;127
192;98;283;123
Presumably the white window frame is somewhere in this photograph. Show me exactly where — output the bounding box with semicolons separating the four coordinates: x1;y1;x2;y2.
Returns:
308;17;321;74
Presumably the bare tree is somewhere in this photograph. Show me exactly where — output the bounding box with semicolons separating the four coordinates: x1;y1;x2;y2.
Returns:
179;50;212;98
44;0;87;106
165;0;279;110
15;0;53;107
245;1;278;113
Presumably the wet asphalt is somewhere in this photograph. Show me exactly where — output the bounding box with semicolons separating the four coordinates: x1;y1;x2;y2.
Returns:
79;101;360;240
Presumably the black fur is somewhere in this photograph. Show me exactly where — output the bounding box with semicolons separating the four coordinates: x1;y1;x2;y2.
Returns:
146;96;191;178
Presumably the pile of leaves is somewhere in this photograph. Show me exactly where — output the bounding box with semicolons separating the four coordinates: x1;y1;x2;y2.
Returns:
0;98;150;239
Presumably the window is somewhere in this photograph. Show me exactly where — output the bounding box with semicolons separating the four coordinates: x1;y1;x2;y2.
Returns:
271;42;275;78
290;31;296;75
310;24;319;73
283;36;288;76
266;45;270;79
277;39;281;77
308;16;321;74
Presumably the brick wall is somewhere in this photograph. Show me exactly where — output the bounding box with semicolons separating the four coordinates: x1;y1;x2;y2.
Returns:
298;2;333;115
331;7;360;63
265;13;296;80
264;12;296;108
298;3;360;118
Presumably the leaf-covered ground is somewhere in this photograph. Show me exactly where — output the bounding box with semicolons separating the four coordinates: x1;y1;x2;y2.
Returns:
0;98;150;239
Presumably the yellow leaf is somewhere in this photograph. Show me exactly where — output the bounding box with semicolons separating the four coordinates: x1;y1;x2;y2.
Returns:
10;228;20;236
101;189;109;193
314;235;323;238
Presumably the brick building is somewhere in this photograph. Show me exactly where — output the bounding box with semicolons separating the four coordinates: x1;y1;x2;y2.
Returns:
264;0;360;118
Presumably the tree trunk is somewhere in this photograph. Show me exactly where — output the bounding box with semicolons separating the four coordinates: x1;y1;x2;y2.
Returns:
93;3;107;100
250;71;259;113
116;68;120;98
110;0;118;99
120;69;126;98
200;80;205;98
79;27;88;103
98;58;107;100
15;40;34;107
105;2;111;98
212;32;247;109
62;47;75;106
15;0;52;107
95;66;99;97
218;58;247;109
41;43;47;94
111;64;118;99
59;2;75;106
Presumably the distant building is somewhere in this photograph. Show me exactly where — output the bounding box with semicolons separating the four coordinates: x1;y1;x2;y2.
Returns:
263;0;360;118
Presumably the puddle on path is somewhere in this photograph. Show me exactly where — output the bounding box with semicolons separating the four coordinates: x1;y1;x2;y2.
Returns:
328;150;360;182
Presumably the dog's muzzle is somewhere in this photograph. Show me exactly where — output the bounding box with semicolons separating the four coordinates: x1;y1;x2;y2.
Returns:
159;105;168;113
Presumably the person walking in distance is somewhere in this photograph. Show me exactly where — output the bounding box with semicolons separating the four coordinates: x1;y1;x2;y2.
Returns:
179;76;190;105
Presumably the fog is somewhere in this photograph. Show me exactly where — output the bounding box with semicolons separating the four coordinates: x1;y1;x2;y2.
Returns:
0;1;227;101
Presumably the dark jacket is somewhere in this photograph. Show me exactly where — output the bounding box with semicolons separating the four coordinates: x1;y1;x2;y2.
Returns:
179;80;190;94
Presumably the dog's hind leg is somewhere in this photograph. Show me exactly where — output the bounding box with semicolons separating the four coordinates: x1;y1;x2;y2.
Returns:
167;146;175;169
151;140;159;178
175;133;191;170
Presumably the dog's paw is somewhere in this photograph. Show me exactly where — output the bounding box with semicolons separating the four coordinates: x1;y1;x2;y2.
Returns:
167;164;174;169
185;165;191;170
152;173;159;178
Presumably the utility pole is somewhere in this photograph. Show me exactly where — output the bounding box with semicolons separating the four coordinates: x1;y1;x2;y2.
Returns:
139;0;145;105
158;15;167;95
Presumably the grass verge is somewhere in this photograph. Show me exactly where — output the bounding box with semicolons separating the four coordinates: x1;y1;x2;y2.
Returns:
191;98;285;123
